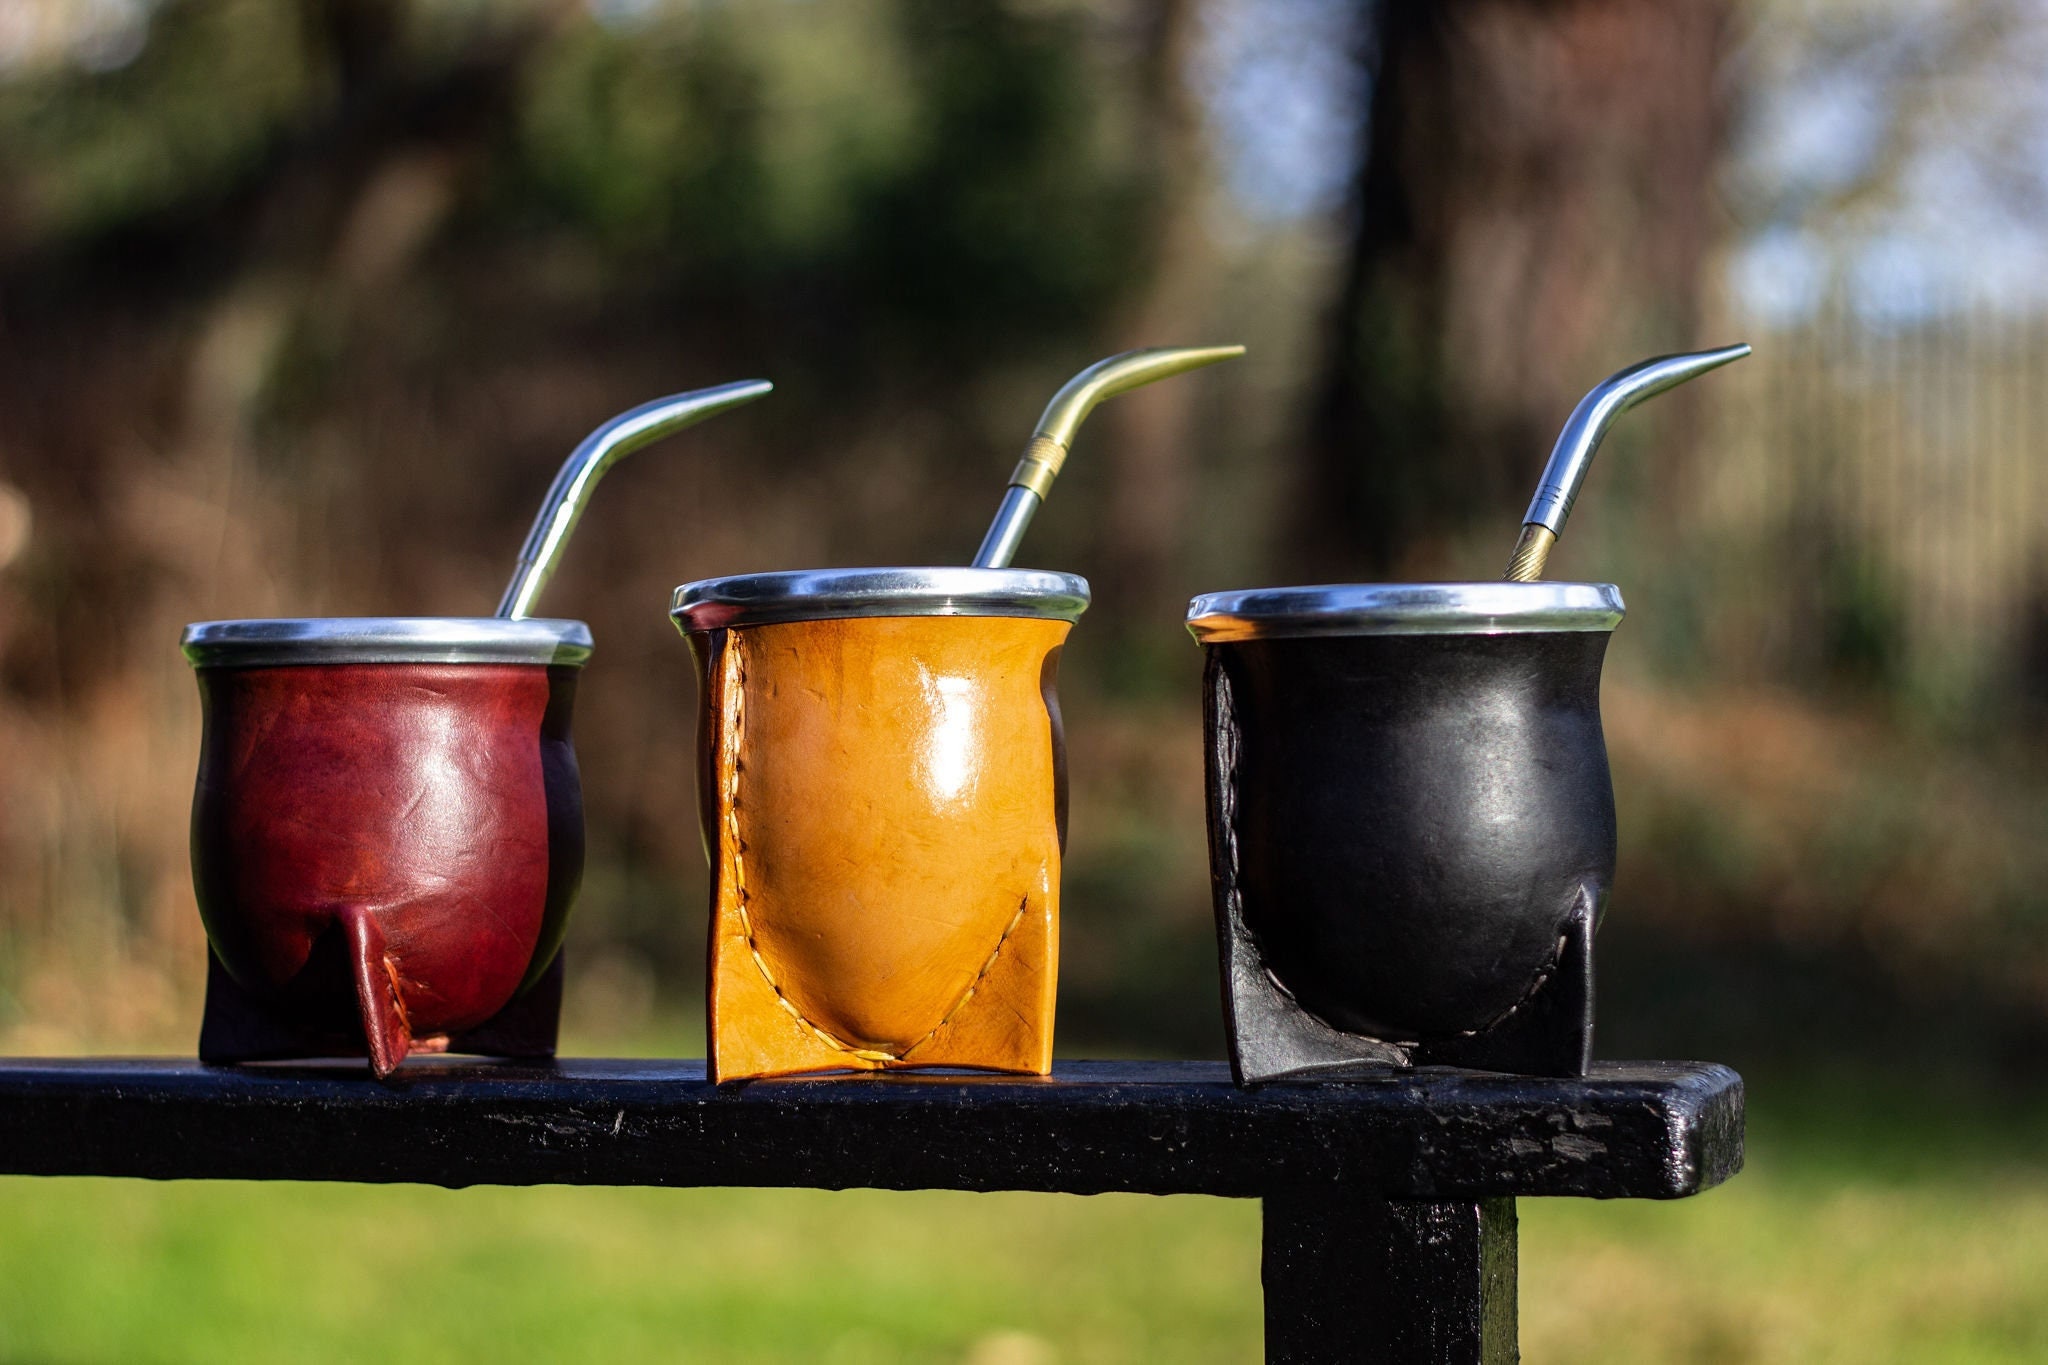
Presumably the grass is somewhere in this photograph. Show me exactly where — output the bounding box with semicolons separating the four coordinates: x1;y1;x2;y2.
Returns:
0;1182;1260;1364
0;1063;2041;1362
1522;1066;2048;1363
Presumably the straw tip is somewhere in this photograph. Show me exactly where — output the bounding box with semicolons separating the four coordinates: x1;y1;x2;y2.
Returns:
1125;342;1248;377
684;378;775;416
1118;342;1245;367
1682;342;1751;371
1616;342;1752;395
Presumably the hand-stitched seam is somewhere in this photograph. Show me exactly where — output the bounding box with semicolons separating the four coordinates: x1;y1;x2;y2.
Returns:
720;635;896;1064
896;893;1032;1060
1444;933;1567;1039
1221;666;1398;1045
380;954;412;1036
721;637;1029;1065
1217;657;1572;1050
1216;661;1275;1003
1445;886;1594;1039
1216;663;1244;946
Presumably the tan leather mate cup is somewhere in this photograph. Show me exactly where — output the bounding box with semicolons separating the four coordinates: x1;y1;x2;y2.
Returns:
672;568;1088;1082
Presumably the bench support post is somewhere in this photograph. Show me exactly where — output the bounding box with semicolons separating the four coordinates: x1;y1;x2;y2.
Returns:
1262;1188;1518;1363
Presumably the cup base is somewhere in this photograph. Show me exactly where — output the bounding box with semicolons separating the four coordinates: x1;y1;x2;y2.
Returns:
1217;887;1597;1085
706;890;1058;1083
196;949;564;1082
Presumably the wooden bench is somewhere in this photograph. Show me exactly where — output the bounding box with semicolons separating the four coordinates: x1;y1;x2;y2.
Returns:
0;1057;1742;1363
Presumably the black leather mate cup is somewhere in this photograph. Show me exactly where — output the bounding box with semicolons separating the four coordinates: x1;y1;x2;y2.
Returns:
1186;581;1623;1083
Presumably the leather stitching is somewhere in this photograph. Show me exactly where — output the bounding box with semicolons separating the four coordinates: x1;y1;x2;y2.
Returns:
1215;662;1247;961
380;954;412;1038
896;894;1031;1060
1444;894;1585;1039
1219;661;1395;1043
720;632;1030;1065
720;635;893;1062
1217;655;1577;1054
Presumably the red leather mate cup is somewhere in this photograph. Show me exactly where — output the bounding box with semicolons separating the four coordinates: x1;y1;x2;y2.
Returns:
180;618;589;1077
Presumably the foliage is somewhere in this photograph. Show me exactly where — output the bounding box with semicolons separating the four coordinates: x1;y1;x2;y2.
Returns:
0;0;2041;1072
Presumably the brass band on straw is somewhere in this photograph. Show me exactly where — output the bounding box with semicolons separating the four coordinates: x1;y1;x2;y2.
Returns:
1503;524;1558;583
1008;434;1069;501
973;344;1245;569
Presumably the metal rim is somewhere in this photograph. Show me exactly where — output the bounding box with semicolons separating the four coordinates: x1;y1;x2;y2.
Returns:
1185;581;1624;643
180;618;594;668
671;567;1090;631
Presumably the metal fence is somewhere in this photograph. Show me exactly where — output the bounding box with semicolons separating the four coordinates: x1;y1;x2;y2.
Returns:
1696;300;2048;718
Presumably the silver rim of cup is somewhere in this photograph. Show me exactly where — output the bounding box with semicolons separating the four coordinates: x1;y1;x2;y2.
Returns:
1184;581;1625;644
671;567;1091;631
179;618;594;668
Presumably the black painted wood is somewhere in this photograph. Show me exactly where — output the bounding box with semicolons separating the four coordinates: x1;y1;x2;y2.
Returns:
1264;1190;1518;1364
0;1058;1741;1198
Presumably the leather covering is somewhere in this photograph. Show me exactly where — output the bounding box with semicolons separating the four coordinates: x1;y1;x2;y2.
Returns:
1204;631;1613;1081
692;615;1069;1081
190;662;583;1078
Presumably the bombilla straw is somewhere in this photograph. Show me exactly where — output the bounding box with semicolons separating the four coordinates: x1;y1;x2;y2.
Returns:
498;379;773;619
971;344;1245;569
1504;344;1751;582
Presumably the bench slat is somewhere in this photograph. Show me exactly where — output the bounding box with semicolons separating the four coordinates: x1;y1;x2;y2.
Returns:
0;1057;1740;1199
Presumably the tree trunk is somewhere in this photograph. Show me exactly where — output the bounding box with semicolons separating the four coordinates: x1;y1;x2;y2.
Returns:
1299;0;1735;578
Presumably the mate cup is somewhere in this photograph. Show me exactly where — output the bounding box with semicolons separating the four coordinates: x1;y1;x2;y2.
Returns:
1186;581;1623;1082
181;618;587;1076
673;567;1087;1082
179;379;768;1077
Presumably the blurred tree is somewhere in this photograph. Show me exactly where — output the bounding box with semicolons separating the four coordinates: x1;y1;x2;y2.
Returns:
1297;0;1734;576
0;0;1187;1043
1;0;2038;1064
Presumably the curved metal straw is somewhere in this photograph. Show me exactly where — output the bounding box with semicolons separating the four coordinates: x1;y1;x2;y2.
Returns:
1504;344;1751;581
972;345;1245;569
498;379;773;619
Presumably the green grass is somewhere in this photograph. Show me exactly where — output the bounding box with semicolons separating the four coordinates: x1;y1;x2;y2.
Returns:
1521;1067;2048;1363
1522;1171;2048;1363
0;1184;1259;1364
0;1066;2040;1362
